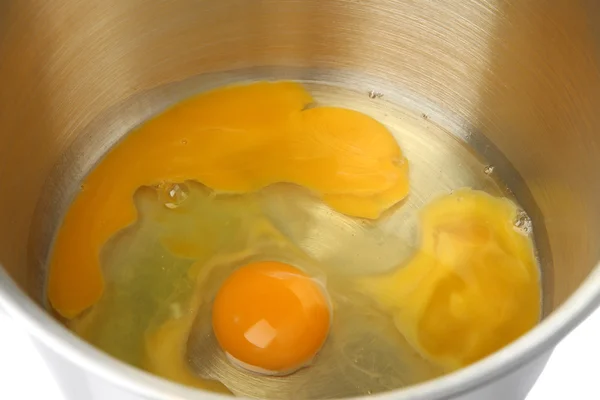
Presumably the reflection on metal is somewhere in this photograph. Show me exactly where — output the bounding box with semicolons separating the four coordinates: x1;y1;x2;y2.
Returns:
0;1;599;399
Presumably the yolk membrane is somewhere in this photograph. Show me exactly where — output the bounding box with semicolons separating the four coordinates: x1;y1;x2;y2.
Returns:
212;261;331;375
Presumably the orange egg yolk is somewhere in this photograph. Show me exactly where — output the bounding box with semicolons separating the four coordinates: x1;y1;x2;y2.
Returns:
212;261;331;374
48;81;409;319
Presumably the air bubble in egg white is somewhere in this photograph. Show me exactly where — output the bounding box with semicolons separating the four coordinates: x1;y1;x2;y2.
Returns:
484;165;495;175
513;210;533;235
156;182;190;209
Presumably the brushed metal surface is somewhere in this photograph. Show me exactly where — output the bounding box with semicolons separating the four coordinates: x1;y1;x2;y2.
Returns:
0;0;599;399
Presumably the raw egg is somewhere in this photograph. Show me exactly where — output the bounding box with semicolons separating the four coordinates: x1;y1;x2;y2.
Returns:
48;81;409;319
49;79;543;398
212;261;331;375
360;189;540;369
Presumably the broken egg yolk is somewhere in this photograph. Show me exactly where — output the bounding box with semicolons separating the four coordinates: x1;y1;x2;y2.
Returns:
47;81;409;319
212;261;331;375
360;189;540;369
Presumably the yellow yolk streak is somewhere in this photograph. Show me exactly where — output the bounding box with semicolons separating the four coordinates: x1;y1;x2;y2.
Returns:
360;189;540;369
48;81;409;318
143;262;231;394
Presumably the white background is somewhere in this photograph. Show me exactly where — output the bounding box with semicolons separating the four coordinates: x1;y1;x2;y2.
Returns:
1;308;599;400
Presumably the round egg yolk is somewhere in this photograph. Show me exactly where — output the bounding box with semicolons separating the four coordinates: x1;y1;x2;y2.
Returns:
212;261;331;375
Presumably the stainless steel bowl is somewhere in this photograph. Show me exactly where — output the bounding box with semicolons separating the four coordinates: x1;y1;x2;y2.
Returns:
1;1;600;399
